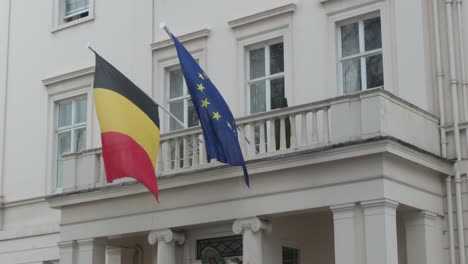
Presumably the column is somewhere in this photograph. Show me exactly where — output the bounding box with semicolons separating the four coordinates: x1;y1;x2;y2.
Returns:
76;238;106;264
330;203;365;264
58;241;75;264
361;199;399;264
404;211;438;264
148;229;185;264
232;217;271;264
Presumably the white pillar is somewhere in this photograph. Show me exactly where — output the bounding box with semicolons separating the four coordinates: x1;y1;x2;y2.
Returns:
361;199;399;264
330;203;365;264
404;211;438;264
106;247;136;264
148;229;185;264
76;238;106;264
59;241;76;264
232;217;271;264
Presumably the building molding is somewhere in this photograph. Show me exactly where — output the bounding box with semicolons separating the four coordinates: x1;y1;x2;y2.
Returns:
151;29;210;51
232;217;271;234
228;3;296;29
42;66;95;88
46;136;451;209
148;229;185;245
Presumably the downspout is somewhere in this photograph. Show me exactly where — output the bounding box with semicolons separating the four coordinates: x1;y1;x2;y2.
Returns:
457;0;468;122
0;0;12;230
434;0;448;158
445;1;465;264
447;176;456;264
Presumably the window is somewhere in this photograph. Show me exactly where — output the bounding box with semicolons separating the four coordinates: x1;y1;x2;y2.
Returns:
63;0;89;23
167;68;199;131
55;96;87;188
196;235;243;260
247;40;285;114
282;247;300;264
338;15;383;94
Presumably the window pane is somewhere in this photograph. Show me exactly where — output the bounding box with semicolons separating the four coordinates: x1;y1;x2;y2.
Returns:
197;236;243;260
65;0;89;15
74;97;87;124
250;81;266;114
187;100;199;127
366;53;384;88
169;69;184;99
58;101;72;128
74;128;86;152
342;58;361;94
270;77;285;110
341;22;360;57
169;100;184;131
58;131;72;157
270;42;284;74
249;47;266;79
282;247;300;264
364;17;382;51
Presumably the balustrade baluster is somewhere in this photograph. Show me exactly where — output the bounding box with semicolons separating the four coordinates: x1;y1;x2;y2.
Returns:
174;139;181;169
192;135;199;167
249;123;256;155
322;107;330;143
183;136;189;168
301;112;307;145
200;134;207;164
269;118;276;152
280;116;286;150
259;120;266;154
290;114;297;148
312;110;319;144
239;124;246;156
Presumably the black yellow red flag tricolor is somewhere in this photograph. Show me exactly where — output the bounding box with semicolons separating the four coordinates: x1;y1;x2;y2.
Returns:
92;52;160;201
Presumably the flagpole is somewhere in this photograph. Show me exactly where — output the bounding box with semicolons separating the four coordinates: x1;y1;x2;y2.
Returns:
85;42;187;129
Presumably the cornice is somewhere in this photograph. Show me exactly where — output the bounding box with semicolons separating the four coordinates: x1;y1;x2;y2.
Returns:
151;29;210;51
42;66;95;87
45;136;451;209
228;3;296;29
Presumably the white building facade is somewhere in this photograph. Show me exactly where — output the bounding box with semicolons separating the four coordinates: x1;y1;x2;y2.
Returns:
0;0;468;263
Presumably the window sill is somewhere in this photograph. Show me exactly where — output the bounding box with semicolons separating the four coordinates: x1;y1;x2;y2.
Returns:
51;15;94;34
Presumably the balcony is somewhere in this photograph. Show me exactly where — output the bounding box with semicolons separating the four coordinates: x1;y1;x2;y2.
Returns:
60;88;440;193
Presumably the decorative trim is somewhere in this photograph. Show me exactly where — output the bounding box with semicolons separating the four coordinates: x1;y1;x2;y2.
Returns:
151;29;210;51
4;196;46;208
42;66;95;87
361;198;399;209
46;136;452;209
330;203;356;220
51;16;94;33
232;217;271;234
58;240;76;249
0;223;60;240
228;4;296;29
148;229;185;245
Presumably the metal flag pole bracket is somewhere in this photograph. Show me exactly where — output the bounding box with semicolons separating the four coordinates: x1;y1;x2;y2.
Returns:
85;42;187;130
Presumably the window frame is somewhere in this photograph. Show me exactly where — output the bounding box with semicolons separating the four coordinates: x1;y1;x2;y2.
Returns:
43;66;95;194
55;95;88;190
337;12;383;93
165;66;199;131
63;0;90;22
51;0;95;33
246;37;285;114
326;1;395;96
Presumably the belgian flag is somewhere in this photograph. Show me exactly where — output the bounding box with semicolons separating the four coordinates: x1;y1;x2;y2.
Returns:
93;53;160;201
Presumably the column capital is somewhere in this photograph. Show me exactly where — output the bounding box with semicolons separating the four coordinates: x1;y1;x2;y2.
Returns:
232;217;271;235
76;237;106;247
58;240;76;249
330;203;356;220
148;229;185;246
361;199;398;209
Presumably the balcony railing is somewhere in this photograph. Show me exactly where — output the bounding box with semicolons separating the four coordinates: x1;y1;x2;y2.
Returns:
60;88;440;192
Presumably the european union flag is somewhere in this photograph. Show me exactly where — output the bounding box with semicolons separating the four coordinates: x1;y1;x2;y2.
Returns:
170;33;249;187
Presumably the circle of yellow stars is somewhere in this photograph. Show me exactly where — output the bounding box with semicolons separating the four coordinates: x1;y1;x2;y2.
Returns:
196;72;234;131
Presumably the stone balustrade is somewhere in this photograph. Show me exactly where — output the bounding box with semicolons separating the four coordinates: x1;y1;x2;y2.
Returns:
60;88;440;192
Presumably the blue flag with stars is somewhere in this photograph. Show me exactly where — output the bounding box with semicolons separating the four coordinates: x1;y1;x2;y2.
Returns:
170;33;250;187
